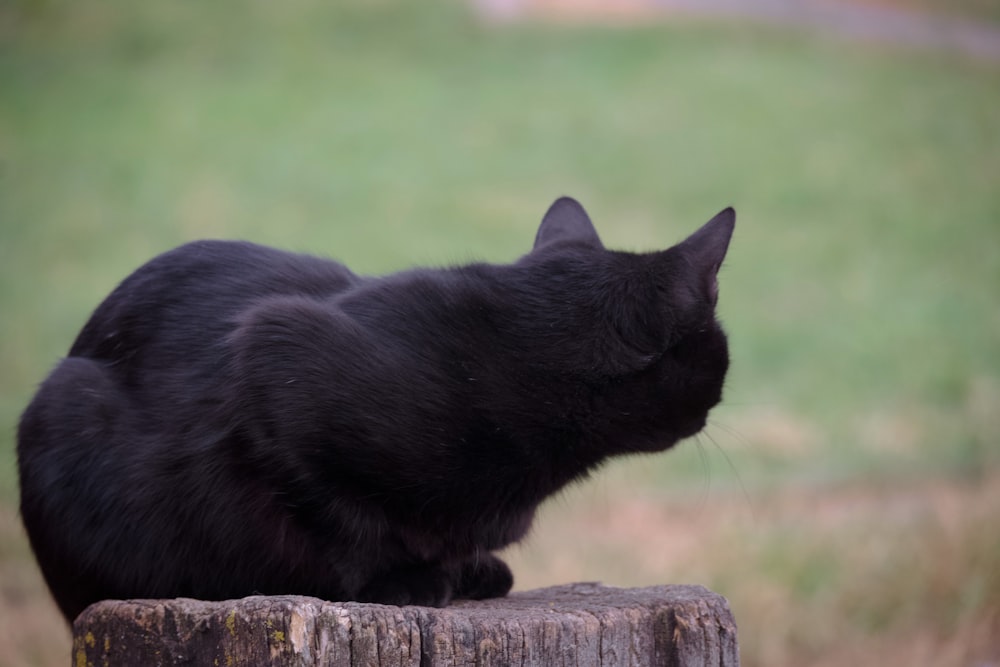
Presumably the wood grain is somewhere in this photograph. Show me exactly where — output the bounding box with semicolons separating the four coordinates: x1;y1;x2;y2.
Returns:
72;583;738;666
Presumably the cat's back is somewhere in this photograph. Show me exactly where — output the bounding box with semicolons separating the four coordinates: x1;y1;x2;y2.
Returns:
69;239;359;359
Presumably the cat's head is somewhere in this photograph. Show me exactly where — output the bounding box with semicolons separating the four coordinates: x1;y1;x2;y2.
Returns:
526;197;735;450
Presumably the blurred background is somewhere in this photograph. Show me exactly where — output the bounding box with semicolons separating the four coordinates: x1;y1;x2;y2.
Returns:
1;0;998;665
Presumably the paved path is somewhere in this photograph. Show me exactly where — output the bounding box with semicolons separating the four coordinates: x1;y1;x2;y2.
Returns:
478;0;1000;62
659;0;1000;61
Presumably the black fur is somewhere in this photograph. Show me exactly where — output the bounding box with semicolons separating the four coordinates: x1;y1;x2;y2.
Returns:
17;197;735;622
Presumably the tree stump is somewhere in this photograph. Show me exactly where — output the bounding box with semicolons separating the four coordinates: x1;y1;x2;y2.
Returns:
72;582;738;666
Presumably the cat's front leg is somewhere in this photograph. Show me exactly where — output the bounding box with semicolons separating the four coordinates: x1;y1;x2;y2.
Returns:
357;562;454;607
452;553;513;601
355;553;513;607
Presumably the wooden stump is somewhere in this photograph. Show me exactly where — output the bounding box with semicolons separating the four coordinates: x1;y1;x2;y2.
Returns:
72;583;738;666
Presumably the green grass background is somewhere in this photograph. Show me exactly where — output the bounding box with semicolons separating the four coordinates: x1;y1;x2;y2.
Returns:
3;0;998;496
1;0;999;663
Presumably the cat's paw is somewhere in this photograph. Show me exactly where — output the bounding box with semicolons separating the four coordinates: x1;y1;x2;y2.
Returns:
452;553;513;601
358;563;454;607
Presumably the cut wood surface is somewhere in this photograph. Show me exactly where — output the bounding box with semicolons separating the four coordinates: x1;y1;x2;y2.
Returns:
72;582;738;666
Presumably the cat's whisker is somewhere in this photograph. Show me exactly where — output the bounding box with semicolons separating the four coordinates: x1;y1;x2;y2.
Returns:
714;398;776;408
701;426;758;525
707;420;755;451
689;434;713;512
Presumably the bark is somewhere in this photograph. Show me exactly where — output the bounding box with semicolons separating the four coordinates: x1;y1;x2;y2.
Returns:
72;582;738;666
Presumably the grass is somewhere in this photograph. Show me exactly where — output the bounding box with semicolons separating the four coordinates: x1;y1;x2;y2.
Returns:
1;1;999;665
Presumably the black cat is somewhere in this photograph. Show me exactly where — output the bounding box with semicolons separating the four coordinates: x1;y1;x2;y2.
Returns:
17;197;734;622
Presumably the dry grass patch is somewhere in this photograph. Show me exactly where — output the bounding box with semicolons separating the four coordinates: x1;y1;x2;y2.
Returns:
505;471;1000;667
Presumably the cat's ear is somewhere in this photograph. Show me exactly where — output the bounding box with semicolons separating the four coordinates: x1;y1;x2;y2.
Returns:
677;207;735;304
533;197;604;250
